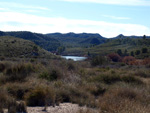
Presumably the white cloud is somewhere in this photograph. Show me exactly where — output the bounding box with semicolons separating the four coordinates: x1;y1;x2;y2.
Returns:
103;15;130;20
0;11;149;38
60;0;150;6
0;8;6;11
0;2;50;10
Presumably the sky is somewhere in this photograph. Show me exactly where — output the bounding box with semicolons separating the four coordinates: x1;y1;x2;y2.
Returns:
0;0;150;38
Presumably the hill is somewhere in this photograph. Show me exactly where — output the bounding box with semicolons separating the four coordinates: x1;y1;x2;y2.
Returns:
46;32;106;47
0;36;56;58
114;34;150;39
0;31;107;53
0;31;61;51
85;38;150;58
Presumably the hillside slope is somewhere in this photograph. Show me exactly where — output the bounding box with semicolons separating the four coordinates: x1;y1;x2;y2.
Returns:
85;38;150;58
0;36;56;58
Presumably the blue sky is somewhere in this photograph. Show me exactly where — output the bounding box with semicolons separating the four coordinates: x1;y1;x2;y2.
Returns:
0;0;150;38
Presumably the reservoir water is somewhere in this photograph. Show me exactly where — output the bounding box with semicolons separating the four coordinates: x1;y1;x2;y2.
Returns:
61;56;87;61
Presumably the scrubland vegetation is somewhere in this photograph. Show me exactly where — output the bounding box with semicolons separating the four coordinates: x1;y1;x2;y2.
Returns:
0;55;150;113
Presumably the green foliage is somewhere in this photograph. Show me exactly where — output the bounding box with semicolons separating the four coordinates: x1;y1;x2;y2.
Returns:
84;38;150;58
122;76;143;85
91;56;109;66
57;46;65;54
39;69;59;81
117;49;122;56
92;74;121;84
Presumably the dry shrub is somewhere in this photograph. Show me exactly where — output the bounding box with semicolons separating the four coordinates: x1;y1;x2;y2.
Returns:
4;63;36;81
92;74;121;84
8;99;17;113
134;69;150;78
142;58;150;65
55;84;97;107
0;61;13;72
67;61;76;71
0;62;5;72
5;83;31;100
99;87;150;113
16;101;27;113
0;88;12;108
0;88;27;113
122;56;136;65
81;83;106;97
0;106;4;113
55;87;71;103
24;86;55;106
0;73;6;84
7;100;27;113
107;53;122;62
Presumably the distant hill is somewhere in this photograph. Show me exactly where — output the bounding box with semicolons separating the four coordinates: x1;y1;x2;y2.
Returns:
80;37;104;45
114;34;150;39
84;38;150;58
0;36;56;58
46;32;106;47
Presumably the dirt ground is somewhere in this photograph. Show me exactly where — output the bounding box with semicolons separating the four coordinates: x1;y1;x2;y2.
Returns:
4;103;98;113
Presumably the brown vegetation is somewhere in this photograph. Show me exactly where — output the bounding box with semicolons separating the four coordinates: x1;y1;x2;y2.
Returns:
0;56;150;113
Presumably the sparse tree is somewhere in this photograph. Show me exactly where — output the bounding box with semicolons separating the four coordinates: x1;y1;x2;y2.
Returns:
143;35;146;40
117;49;122;56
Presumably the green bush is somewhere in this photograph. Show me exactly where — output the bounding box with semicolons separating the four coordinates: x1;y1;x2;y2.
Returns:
91;56;109;66
95;74;121;84
39;69;59;81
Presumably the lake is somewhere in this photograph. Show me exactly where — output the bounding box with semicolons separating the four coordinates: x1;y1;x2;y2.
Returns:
61;56;87;61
